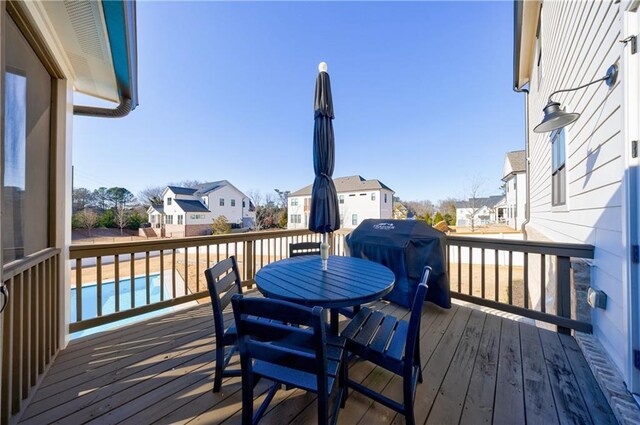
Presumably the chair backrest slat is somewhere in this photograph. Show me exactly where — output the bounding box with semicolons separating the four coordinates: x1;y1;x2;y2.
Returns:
245;340;318;374
289;242;321;257
232;295;328;382
404;267;430;367
204;256;243;340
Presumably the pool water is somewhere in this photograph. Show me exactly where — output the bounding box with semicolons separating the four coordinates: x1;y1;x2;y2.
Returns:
71;274;175;339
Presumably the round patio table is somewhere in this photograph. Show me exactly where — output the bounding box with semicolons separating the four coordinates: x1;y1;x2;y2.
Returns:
255;255;395;333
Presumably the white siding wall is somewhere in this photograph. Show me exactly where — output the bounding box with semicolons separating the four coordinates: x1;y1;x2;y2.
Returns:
287;189;393;230
527;0;626;373
206;186;245;225
504;173;527;230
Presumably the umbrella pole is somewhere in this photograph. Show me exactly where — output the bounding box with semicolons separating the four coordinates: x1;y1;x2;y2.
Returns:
321;233;330;271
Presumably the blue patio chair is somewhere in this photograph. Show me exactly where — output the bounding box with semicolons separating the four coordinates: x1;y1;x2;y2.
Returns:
341;266;431;425
204;256;244;393
231;294;347;425
289;241;321;257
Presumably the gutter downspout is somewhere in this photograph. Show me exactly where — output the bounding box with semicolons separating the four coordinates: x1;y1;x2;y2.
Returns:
514;87;530;239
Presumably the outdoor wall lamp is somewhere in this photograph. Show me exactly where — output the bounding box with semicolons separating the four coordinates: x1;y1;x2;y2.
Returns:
533;64;618;133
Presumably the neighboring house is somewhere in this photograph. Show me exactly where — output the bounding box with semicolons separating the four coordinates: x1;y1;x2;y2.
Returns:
514;0;639;395
287;175;394;230
502;150;527;230
393;202;409;219
150;181;256;237
455;195;505;228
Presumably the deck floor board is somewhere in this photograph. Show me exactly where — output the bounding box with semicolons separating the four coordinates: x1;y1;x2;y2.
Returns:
19;291;617;425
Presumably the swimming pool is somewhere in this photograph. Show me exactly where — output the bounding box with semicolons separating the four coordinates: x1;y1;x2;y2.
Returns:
71;274;178;338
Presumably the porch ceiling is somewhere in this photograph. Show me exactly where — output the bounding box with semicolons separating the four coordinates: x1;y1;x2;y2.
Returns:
19;0;119;102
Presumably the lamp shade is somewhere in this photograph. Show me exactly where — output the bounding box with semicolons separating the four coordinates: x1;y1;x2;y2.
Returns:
533;101;580;133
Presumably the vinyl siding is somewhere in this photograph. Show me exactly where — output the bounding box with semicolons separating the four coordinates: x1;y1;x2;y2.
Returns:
526;0;626;373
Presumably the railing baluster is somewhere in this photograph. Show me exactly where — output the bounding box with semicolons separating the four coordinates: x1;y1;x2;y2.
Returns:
184;247;189;296
195;247;200;293
267;239;271;264
160;251;165;301
206;244;210;268
21;271;30;399
130;253;135;309
114;255;120;312
11;273;22;414
524;252;529;309
1;277;14;421
494;250;499;302
446;244;450;277
172;249;177;299
508;251;513;305
541;254;546;313
96;257;103;318
42;259;55;364
457;245;461;293
38;262;45;374
145;252;151;305
75;259;82;322
556;256;572;334
29;268;37;387
481;248;485;299
468;247;473;296
216;243;220;263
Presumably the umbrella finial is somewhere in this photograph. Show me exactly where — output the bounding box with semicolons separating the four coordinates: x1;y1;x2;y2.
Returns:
318;62;328;73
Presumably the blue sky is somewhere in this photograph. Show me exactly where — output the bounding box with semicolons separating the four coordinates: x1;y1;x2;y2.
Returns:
73;1;525;203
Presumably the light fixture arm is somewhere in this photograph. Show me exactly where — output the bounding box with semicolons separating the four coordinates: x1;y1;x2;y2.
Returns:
546;64;618;104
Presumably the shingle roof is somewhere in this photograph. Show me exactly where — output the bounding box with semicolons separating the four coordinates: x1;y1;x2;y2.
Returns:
290;175;394;196
174;199;210;213
167;186;197;196
148;204;164;214
506;150;526;174
193;180;228;196
455;195;505;209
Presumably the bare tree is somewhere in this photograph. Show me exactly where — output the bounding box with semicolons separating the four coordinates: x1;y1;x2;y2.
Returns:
274;189;290;208
464;176;485;232
115;204;130;236
76;209;99;236
404;200;435;218
139;186;164;206
246;189;263;207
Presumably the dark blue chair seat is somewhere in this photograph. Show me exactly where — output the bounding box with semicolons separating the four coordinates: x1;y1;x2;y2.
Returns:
341;266;431;425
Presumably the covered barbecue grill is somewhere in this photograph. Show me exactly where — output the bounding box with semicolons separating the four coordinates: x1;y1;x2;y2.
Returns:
345;219;451;309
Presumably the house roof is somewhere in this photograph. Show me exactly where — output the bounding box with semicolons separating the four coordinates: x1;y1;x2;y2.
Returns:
503;150;526;179
166;186;198;196
290;175;394;196
193;180;229;196
455;195;505;209
174;199;210;213
148;204;164;214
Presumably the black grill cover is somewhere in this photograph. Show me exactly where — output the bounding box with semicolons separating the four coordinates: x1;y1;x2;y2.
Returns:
345;219;451;309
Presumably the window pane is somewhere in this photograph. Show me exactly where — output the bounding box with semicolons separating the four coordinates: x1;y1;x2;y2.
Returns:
3;72;27;261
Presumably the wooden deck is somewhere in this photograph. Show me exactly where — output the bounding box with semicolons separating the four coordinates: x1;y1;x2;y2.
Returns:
18;290;617;425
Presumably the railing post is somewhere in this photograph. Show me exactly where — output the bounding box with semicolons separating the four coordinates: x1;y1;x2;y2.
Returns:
556;256;572;335
245;239;254;288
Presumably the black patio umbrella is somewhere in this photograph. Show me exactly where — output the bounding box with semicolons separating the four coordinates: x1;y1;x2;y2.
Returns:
309;62;340;270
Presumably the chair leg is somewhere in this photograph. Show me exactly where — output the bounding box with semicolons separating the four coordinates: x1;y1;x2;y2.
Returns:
340;357;348;408
403;375;416;425
318;390;329;425
414;339;423;383
241;373;254;425
213;345;225;393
